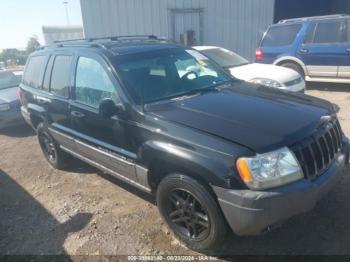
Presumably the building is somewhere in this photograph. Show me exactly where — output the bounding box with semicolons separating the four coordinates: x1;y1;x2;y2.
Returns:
42;25;84;45
80;0;350;60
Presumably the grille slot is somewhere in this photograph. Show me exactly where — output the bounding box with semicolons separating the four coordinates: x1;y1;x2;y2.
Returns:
292;119;343;180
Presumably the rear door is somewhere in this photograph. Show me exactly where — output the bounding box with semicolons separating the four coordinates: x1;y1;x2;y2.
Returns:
299;19;348;77
44;52;76;149
337;19;350;78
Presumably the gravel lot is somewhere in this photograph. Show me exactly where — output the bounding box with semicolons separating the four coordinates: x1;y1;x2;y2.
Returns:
0;83;349;259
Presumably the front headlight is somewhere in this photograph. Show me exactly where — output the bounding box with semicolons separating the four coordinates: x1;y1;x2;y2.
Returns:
0;103;10;112
236;147;303;190
249;78;282;88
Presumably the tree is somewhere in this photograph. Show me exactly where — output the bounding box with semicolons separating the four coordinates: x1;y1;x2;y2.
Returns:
26;36;41;53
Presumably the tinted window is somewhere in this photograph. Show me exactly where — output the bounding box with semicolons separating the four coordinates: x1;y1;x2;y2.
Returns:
0;71;21;90
313;21;346;44
75;57;117;108
43;56;55;91
23;56;46;88
50;56;72;97
114;49;229;103
262;24;301;47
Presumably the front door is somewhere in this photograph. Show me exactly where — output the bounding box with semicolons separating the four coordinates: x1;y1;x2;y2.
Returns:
69;52;136;180
299;19;348;78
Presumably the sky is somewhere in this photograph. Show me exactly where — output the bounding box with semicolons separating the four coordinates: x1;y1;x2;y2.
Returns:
0;0;83;50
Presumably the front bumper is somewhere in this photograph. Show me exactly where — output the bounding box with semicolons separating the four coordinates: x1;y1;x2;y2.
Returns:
213;143;349;236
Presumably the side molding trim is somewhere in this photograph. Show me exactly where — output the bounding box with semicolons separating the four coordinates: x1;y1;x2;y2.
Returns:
60;145;152;193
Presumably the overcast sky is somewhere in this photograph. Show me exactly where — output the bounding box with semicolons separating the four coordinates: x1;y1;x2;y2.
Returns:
0;0;83;50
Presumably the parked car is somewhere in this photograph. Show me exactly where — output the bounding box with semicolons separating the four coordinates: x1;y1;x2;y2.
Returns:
194;46;305;92
20;36;349;252
256;14;350;84
0;70;23;129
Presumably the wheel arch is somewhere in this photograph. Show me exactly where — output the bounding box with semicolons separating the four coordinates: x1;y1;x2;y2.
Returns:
139;140;233;194
274;56;308;76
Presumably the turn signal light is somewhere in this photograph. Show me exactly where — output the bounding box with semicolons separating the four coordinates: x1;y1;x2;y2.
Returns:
236;158;253;183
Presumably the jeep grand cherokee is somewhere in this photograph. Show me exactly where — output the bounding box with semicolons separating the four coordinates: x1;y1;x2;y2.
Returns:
19;36;349;252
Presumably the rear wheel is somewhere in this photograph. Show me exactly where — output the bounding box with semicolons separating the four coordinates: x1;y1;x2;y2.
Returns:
157;174;228;253
280;62;305;79
37;122;69;169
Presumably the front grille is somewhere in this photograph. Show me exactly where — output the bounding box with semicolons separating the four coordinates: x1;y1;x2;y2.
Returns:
291;119;343;180
284;77;303;87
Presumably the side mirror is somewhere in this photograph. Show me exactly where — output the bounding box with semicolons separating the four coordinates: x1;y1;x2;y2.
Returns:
99;99;122;119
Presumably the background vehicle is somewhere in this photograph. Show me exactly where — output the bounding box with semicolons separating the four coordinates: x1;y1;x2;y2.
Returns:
20;36;349;253
194;46;305;92
0;70;23;129
256;14;350;84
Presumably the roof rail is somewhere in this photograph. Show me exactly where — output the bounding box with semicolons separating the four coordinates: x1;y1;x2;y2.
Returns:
278;14;348;24
53;35;161;44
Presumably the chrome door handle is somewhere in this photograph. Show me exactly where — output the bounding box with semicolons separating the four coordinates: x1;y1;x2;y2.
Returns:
71;111;85;118
299;48;309;54
34;95;51;104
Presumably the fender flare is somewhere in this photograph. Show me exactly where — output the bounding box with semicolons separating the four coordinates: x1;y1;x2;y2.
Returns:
27;103;47;128
273;56;308;76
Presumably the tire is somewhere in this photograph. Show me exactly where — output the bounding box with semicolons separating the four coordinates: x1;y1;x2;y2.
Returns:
37;122;69;170
280;62;305;79
156;173;228;253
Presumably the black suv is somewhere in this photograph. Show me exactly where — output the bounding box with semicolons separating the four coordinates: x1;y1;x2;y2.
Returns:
20;36;349;252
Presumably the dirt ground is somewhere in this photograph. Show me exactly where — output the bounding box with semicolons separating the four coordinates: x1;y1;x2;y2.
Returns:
0;83;350;259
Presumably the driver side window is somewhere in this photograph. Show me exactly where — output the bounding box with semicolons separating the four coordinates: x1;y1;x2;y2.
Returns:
75;57;118;108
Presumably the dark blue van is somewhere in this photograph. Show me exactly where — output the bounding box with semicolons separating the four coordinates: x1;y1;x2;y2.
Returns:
256;14;350;84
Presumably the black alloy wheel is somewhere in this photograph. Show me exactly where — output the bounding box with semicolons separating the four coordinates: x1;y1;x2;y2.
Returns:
166;189;210;241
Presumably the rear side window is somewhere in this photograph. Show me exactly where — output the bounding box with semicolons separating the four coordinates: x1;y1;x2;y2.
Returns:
261;24;301;47
23;56;46;88
50;55;72;97
312;21;346;44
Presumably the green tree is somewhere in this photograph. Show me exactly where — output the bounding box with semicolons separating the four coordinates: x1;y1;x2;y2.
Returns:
26;36;41;53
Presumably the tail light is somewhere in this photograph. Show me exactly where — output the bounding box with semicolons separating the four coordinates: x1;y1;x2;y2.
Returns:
18;88;24;106
255;48;264;61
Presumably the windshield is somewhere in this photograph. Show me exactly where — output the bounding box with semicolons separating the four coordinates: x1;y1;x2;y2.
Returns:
200;48;249;68
113;48;230;103
0;71;21;90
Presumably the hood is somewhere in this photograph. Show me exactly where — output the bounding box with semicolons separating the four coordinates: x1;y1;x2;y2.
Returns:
0;86;19;104
229;63;300;84
146;82;334;153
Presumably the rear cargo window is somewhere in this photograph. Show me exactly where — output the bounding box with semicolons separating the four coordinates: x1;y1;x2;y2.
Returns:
50;55;72;97
23;55;46;88
261;24;301;47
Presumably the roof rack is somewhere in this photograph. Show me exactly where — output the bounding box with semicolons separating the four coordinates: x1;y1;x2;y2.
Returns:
53;35;161;44
278;14;348;24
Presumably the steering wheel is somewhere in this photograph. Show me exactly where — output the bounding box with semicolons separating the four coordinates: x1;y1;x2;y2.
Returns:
180;71;198;80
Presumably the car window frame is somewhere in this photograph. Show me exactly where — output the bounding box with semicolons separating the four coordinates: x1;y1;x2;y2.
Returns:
72;51;122;111
303;19;348;46
22;54;49;89
49;53;75;99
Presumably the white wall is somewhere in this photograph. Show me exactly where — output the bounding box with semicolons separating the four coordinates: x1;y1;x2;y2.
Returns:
80;0;275;60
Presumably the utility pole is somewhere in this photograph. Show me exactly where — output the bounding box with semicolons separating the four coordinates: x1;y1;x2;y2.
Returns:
63;1;70;25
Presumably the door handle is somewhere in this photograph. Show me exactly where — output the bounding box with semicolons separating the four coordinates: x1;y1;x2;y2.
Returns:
71;111;85;118
34;95;51;104
299;48;309;54
346;48;350;53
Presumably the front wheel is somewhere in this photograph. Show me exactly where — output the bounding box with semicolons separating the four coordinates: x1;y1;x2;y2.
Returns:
37;122;69;169
157;174;228;253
